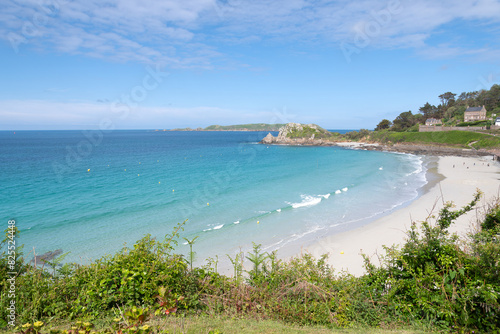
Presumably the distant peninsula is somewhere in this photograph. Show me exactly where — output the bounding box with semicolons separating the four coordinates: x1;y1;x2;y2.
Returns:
160;123;286;132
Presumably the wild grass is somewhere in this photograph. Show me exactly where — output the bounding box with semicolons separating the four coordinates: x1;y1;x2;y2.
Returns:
370;130;500;149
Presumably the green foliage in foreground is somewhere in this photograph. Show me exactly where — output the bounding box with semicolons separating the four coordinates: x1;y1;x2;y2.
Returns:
370;130;500;149
1;194;500;333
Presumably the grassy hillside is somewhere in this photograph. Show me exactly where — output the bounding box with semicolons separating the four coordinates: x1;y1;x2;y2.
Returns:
204;123;285;131
370;130;500;149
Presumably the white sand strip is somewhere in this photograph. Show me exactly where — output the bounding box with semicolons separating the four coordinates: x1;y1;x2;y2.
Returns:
302;155;500;277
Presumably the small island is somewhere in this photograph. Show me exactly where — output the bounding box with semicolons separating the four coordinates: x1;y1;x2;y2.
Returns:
161;123;286;132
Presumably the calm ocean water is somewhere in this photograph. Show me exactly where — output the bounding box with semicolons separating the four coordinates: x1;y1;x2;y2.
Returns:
0;130;427;266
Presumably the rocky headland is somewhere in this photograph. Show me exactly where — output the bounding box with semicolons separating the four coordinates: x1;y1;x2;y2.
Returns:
260;123;338;146
260;123;497;159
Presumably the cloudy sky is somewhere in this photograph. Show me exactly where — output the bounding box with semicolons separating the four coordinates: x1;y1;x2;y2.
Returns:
1;0;500;130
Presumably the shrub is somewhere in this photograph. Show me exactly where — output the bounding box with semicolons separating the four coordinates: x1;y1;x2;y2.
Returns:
364;192;500;332
0;220;209;324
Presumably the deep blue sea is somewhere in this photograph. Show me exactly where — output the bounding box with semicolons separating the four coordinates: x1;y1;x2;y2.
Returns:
0;130;427;267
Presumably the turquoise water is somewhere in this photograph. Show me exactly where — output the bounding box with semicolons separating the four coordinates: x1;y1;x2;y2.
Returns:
0;130;427;266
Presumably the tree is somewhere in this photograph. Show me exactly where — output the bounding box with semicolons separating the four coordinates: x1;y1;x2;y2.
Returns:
438;92;456;107
375;119;392;131
418;102;437;118
456;92;468;106
444;106;457;120
392;111;417;132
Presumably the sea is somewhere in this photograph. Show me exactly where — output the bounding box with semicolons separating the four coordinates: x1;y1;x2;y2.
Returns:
0;130;428;269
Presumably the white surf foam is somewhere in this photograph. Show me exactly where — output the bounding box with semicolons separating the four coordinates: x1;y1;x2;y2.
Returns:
407;164;423;176
289;195;323;209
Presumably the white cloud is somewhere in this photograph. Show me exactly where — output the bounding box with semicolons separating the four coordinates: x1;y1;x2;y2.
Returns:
417;44;489;59
1;0;500;66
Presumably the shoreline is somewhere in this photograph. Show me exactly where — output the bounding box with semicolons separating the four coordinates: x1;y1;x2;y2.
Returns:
266;139;499;160
300;154;500;276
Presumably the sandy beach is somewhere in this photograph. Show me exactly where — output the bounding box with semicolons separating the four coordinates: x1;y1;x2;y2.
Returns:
302;155;500;277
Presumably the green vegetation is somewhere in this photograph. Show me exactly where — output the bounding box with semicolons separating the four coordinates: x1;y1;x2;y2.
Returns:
369;130;500;149
364;84;500;149
344;129;371;141
204;123;286;131
1;194;499;333
373;84;500;132
456;120;491;127
286;124;335;139
375;119;392;131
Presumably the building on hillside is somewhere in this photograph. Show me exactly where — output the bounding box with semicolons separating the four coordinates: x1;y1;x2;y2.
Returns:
464;106;487;122
425;118;441;126
495;117;500;126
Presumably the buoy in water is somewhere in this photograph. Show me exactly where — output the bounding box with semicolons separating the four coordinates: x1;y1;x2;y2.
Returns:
257;221;260;224
87;169;90;172
340;251;344;254
207;202;210;206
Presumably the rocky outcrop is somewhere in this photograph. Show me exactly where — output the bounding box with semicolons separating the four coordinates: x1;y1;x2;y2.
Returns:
262;133;275;144
260;123;335;145
31;249;63;264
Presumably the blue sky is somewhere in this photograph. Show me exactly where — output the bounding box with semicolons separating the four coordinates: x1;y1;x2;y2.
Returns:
1;0;500;130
